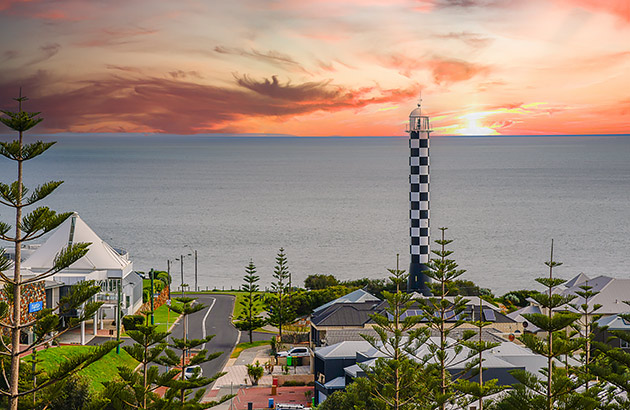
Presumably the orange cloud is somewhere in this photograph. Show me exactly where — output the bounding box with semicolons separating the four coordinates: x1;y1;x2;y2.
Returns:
427;58;490;84
559;0;630;23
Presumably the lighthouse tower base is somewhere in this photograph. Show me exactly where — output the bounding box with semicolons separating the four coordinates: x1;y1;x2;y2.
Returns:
408;262;431;295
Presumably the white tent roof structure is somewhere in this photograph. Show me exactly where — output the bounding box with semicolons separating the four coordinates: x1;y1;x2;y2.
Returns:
23;212;132;277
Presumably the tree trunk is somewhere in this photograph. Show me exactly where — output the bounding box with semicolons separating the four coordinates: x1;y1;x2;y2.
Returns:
9;130;24;410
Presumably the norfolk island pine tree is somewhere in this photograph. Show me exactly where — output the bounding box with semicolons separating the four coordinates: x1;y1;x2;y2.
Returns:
235;260;265;344
495;241;598;410
416;227;474;409
0;92;116;410
266;248;295;340
361;254;432;410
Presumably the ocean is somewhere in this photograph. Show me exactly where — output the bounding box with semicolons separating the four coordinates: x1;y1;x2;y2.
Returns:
1;134;629;295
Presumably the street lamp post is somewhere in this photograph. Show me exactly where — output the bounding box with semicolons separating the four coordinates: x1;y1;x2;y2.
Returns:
175;253;192;296
149;268;155;325
194;250;198;292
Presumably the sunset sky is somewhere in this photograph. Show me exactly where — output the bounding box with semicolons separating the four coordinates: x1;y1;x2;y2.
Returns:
0;0;629;136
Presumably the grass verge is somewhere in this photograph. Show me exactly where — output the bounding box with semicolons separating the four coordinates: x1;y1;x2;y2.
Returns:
26;345;138;393
230;340;271;359
122;299;183;336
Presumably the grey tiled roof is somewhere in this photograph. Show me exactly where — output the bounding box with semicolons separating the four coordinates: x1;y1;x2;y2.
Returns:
312;289;381;314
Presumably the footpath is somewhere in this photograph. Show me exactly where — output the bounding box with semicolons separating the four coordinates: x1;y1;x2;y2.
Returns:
206;344;314;410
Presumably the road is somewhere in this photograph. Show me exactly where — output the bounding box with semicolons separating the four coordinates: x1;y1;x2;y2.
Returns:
88;293;240;386
169;293;240;383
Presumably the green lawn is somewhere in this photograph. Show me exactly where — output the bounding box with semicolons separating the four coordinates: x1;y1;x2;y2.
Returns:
230;340;271;358
26;346;138;393
123;300;183;336
153;299;182;333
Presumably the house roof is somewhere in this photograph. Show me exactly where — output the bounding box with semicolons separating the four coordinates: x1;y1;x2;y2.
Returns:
23;213;131;273
315;340;372;359
553;274;630;315
323;376;346;389
312;301;384;327
507;305;543;333
312;289;381;314
596;314;630;331
564;272;591;288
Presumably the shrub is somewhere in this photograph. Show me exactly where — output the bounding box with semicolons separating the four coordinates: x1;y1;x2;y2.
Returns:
246;361;264;385
282;380;306;386
122;315;144;331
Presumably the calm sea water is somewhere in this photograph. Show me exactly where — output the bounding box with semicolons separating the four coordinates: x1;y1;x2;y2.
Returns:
1;134;629;295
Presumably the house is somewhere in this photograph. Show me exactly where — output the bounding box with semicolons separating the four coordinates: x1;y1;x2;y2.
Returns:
21;212;143;344
595;314;630;351
547;273;630;316
313;337;554;405
313;340;372;404
310;290;521;347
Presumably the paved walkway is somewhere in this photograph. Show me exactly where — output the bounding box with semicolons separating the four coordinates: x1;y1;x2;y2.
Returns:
209;386;313;410
212;345;311;389
206;344;314;408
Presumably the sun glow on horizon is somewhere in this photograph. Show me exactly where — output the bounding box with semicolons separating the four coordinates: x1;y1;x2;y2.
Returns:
453;112;500;136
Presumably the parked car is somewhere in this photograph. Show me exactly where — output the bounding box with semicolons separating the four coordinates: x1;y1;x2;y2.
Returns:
276;346;311;358
184;365;203;380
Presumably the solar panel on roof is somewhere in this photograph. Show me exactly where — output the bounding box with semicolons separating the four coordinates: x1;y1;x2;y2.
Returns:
483;309;496;322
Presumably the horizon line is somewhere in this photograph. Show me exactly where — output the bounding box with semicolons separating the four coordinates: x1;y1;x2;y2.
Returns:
6;132;630;139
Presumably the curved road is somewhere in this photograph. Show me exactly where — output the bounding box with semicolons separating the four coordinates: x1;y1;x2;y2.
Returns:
89;293;241;385
169;293;240;383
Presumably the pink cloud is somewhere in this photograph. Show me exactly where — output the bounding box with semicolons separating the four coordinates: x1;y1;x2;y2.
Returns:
214;46;310;74
77;27;157;47
379;54;490;83
434;31;493;48
0;73;421;134
0;0;37;12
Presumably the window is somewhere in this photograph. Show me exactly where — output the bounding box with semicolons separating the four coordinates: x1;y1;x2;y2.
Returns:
483;309;496;322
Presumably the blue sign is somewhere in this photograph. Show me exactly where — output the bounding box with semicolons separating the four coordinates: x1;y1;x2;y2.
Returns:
28;301;43;313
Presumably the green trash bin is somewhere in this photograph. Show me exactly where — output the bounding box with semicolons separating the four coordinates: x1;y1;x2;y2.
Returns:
287;356;292;366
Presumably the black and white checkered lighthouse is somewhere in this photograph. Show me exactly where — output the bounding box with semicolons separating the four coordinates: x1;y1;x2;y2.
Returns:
407;102;431;294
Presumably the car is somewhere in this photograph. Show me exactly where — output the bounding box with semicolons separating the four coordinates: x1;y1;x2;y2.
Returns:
275;346;311;358
184;365;203;380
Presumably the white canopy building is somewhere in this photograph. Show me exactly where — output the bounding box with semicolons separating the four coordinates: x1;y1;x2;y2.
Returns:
22;212;143;343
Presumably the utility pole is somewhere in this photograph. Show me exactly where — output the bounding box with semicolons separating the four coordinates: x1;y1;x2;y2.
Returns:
194;250;198;292
149;268;155;325
180;255;185;297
